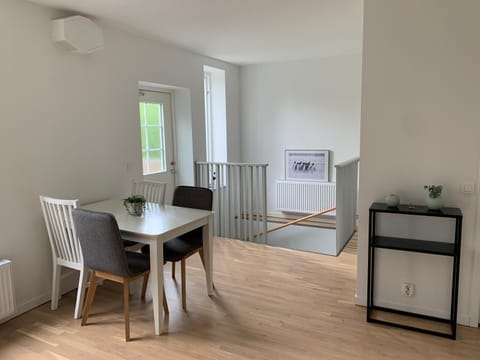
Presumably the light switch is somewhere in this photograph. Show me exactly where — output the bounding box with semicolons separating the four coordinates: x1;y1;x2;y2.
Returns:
461;183;475;194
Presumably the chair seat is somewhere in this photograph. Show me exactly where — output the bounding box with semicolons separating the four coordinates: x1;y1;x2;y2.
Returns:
125;252;150;276
123;240;139;248
141;228;203;261
164;236;203;262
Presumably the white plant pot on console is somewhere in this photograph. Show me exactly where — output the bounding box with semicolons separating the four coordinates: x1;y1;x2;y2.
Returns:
426;196;443;210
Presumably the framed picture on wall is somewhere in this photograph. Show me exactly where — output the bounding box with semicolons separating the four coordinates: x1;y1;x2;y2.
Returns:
285;149;329;182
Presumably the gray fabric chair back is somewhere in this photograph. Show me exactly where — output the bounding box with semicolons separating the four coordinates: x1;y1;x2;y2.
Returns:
172;186;213;243
172;186;213;211
72;208;131;278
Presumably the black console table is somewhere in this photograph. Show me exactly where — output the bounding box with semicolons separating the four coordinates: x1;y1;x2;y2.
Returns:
367;202;462;339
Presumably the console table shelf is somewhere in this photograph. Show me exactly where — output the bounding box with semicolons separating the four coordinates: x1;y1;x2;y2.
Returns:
367;202;463;339
373;236;455;256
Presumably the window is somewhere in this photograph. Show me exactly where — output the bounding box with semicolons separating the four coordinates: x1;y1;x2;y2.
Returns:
139;100;166;174
203;65;227;163
204;71;213;162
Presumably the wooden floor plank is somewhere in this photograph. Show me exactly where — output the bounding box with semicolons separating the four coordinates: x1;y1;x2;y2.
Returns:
0;235;479;359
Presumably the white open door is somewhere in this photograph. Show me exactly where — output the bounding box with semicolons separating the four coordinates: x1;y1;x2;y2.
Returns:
138;90;175;203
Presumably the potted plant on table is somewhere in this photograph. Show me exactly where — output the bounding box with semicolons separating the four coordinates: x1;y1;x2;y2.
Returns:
424;185;443;210
123;195;146;216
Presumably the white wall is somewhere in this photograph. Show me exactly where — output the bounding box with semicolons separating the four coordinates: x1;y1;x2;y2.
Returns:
0;0;240;316
172;88;195;186
358;0;480;326
240;55;362;215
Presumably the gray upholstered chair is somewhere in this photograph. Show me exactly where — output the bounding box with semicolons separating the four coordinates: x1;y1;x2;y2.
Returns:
142;185;213;310
72;208;168;342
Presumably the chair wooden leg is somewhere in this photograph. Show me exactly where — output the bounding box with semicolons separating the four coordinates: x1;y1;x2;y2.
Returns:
141;271;149;300
51;264;62;310
123;280;130;342
181;259;186;310
163;287;169;314
81;271;99;326
171;262;176;280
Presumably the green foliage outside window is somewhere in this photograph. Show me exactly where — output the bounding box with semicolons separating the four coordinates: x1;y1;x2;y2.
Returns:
139;102;166;173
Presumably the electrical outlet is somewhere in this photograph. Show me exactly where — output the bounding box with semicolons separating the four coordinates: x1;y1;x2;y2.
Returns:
401;282;415;297
461;183;475;194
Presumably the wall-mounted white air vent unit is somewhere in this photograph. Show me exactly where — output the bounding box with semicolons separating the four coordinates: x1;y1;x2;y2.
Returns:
52;15;104;54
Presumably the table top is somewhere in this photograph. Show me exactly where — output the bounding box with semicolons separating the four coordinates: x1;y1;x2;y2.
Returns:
82;199;212;238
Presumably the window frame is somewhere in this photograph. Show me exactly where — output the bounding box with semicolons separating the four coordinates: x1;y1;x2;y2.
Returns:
204;71;213;162
139;99;167;175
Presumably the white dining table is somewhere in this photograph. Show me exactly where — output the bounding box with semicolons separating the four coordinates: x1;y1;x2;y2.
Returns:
82;199;214;335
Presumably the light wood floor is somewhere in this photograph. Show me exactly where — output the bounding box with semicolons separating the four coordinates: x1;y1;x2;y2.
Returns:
1;235;479;359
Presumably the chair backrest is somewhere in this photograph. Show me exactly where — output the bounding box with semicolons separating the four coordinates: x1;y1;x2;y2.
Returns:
40;196;83;267
172;186;213;211
132;180;167;204
71;209;131;278
172;186;213;242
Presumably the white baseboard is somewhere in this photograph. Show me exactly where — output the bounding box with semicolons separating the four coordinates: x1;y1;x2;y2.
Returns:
354;293;473;327
354;293;366;306
0;269;80;325
268;210;289;218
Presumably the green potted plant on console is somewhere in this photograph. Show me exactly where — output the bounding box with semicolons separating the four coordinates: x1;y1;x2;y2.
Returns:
424;184;443;210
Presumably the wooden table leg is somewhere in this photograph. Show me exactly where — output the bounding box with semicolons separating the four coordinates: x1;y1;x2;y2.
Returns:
203;214;214;295
149;240;164;335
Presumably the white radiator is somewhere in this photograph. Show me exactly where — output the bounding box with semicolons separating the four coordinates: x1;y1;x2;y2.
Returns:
276;180;336;214
0;259;15;321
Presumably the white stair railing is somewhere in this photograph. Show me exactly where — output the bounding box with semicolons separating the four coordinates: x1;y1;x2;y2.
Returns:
195;162;268;243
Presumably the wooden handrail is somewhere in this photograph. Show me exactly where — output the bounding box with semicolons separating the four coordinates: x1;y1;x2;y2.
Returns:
267;207;336;233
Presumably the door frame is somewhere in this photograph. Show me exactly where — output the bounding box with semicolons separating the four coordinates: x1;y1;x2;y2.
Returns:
138;86;178;198
470;160;480;326
138;81;196;189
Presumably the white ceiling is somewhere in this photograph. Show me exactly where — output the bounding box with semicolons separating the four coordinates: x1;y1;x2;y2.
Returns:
29;0;363;65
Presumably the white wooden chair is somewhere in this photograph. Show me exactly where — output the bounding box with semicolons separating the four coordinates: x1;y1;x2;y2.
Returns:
124;180;167;253
40;196;88;319
131;180;167;204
